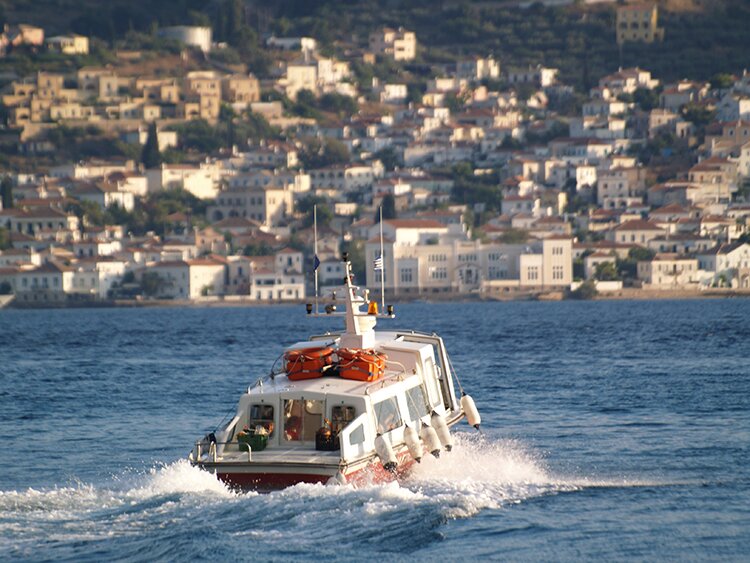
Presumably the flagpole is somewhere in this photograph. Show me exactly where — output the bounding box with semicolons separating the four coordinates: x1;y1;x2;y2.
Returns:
379;205;385;312
314;204;319;314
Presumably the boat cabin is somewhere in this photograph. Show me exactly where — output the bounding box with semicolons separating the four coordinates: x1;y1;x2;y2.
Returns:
212;331;458;465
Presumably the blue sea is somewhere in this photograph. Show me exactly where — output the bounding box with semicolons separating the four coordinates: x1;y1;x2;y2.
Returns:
1;300;749;561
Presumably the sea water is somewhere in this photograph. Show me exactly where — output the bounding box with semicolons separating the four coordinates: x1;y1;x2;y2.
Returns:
0;300;748;561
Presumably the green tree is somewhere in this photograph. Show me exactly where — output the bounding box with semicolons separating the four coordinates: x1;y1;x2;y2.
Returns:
300;137;349;168
594;261;620;281
341;239;365;283
633;87;661;112
140;272;165;297
0;226;10;250
499;228;529;244
374;147;400;172
450;163;503;215
318;93;358;117
1;176;12;209
570;279;597;300
710;73;735;90
225;0;245;45
243;241;275;256
172;120;224;153
141;121;162;169
617;247;655;279
297;195;333;228
682;103;715;127
292;89;321;119
376;193;397;222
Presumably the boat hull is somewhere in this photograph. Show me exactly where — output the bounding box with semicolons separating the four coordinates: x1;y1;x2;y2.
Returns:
199;450;418;491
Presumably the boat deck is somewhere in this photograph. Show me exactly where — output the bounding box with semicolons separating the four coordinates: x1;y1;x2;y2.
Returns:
218;445;342;465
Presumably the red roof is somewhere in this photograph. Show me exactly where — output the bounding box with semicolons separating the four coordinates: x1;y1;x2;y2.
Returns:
613;220;664;231
383;219;446;229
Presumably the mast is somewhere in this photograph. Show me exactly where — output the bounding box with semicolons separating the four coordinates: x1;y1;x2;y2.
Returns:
314;204;319;314
306;252;394;349
379;206;385;311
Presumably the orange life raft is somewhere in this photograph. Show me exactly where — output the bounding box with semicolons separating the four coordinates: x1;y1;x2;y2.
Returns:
284;347;334;380
337;348;387;382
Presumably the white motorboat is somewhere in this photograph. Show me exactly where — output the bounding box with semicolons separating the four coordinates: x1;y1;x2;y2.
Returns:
189;254;481;490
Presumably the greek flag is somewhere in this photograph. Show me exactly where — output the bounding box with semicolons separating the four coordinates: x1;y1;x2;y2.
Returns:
373;255;383;271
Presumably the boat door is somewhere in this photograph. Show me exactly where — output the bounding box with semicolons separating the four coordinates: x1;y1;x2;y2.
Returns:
278;391;327;446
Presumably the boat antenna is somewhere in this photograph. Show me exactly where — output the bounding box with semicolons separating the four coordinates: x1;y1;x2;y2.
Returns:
379;205;385;312
314;204;319;314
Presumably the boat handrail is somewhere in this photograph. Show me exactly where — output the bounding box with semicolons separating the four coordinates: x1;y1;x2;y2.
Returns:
364;364;411;395
192;438;258;462
308;329;441;342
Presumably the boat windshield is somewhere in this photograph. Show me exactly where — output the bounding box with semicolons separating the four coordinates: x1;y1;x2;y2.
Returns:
373;396;402;434
405;384;429;422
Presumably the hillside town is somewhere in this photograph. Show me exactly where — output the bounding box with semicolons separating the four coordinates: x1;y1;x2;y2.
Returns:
2;3;750;307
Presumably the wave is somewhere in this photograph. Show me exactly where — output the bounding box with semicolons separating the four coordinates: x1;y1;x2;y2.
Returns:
0;435;678;559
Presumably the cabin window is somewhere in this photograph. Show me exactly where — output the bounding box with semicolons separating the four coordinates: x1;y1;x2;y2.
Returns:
331;405;356;434
249;404;275;437
348;424;365;445
405;385;429;422
283;399;323;442
422;357;442;408
374;397;402;434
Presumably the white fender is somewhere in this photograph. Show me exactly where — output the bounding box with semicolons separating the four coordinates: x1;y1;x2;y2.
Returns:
420;423;442;458
431;411;453;452
403;424;423;463
327;471;348;486
461;393;481;430
374;434;398;472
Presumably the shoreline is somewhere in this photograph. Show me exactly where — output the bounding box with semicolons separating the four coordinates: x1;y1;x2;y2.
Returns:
4;288;750;309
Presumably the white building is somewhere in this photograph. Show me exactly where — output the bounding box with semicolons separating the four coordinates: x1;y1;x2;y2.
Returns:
363;219;571;295
456;57;500;81
121;127;178;152
146;163;220;199
157;26;212;52
147;258;226;299
247;253;305;301
369;27;416;61
309;164;377;194
637;254;700;288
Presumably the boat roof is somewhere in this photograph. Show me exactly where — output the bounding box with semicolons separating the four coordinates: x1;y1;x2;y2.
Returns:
247;330;437;399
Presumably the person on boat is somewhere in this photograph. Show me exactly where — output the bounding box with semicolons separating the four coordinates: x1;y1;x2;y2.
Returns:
284;415;301;441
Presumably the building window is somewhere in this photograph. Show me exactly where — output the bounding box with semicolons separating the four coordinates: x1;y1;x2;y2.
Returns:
528;267;539;281
400;268;412;283
429;267;447;280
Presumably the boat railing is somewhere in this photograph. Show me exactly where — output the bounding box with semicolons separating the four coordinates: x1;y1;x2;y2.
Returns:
191;439;255;463
364;360;410;394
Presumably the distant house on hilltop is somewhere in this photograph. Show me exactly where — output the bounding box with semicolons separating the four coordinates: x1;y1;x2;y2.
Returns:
616;2;664;44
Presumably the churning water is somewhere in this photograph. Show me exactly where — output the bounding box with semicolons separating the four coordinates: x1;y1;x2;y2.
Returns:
1;300;749;560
